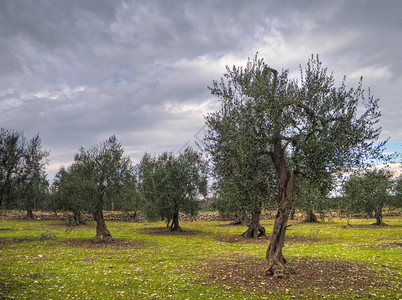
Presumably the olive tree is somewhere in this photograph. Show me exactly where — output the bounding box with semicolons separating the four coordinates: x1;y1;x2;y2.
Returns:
205;54;384;277
0;130;49;218
343;169;392;225
17;134;50;219
52;165;91;225
0;129;25;210
293;170;334;222
205;102;278;237
62;135;133;242
138;147;208;231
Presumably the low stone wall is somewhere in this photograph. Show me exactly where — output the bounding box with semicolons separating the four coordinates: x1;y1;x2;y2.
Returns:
0;209;400;222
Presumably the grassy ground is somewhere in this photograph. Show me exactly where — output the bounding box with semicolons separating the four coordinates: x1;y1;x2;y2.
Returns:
0;216;401;299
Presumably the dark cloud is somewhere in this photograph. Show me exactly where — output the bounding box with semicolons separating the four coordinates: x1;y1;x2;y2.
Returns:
0;0;401;179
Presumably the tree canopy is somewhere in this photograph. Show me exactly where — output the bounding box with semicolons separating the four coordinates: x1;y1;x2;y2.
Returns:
138;147;208;231
343;169;392;225
205;53;385;277
0;129;49;218
53;135;133;241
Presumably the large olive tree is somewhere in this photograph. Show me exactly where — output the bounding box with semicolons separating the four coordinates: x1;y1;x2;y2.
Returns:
205;54;384;277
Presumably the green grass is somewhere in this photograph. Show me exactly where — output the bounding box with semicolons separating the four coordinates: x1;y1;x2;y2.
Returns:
0;217;401;299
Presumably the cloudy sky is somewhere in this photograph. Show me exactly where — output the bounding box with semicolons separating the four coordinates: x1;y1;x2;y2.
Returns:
1;0;401;180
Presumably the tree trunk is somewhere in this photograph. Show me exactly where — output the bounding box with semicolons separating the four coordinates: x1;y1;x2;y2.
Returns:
289;208;295;220
373;205;384;225
72;210;85;225
266;145;295;278
25;209;35;220
230;214;250;226
169;210;181;231
302;210;319;223
93;209;113;242
242;210;265;238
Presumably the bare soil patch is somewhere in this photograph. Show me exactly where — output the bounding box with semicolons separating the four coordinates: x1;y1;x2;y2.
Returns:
357;242;402;249
0;228;19;232
197;256;394;298
0;237;36;245
62;238;146;249
138;227;201;236
217;234;314;244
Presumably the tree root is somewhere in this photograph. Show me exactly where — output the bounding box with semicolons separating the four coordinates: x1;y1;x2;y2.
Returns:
265;256;287;278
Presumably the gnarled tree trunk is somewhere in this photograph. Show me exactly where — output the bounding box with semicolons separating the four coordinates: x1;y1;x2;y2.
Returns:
169;210;181;231
266;144;295;278
303;210;319;223
289;208;296;220
242;210;265;238
93;209;113;242
25;209;35;220
373;205;385;225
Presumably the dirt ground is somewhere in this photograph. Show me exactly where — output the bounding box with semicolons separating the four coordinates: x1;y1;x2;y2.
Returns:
197;255;395;298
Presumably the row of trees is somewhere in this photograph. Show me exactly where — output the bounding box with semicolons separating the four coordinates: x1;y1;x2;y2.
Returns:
51;136;208;241
1;54;401;279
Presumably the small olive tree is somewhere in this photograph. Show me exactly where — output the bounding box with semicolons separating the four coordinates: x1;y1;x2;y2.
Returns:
138;147;208;231
55;135;133;242
343;169;392;225
17;134;50;219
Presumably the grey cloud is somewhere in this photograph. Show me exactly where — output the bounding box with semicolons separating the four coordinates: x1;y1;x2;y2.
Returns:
0;0;401;180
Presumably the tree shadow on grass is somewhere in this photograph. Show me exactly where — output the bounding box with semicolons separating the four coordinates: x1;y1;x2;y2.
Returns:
138;227;202;236
0;237;147;249
62;238;147;249
217;235;318;244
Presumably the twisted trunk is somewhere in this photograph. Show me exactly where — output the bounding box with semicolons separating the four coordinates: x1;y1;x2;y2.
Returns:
266;141;295;278
242;210;265;238
373;205;385;225
289;208;296;220
169;210;181;231
303;210;319;223
25;209;35;220
93;209;113;242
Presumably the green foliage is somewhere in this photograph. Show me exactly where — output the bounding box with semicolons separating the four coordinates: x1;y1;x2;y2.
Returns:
293;171;334;219
0;129;49;213
342;169;392;224
390;175;402;209
205;53;385;216
52;135;134;218
138;147;208;229
17;134;50;213
0;129;24;209
39;230;56;241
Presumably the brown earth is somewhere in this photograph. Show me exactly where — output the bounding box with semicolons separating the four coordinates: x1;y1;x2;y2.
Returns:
196;255;397;298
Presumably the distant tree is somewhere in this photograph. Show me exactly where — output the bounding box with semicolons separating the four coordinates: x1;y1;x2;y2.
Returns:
52;165;89;225
17;134;50;219
120;174;141;219
0;129;25;210
205;54;385;277
211;188;250;225
138;148;208;231
343;169;392;225
204;112;278;236
63;135;133;241
392;175;402;208
293;171;334;223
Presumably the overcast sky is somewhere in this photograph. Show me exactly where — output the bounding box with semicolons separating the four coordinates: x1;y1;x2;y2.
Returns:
1;0;401;180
